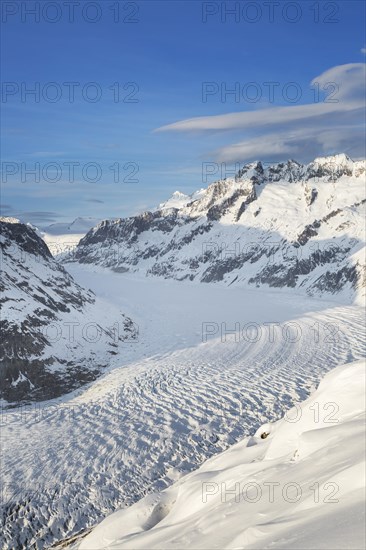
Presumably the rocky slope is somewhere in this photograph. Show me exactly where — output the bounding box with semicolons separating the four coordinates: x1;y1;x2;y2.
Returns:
0;218;137;405
69;154;366;303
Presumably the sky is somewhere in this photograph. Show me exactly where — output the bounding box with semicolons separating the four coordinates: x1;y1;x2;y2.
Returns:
1;0;365;227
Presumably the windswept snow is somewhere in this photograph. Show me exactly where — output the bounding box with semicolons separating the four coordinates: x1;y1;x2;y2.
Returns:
1;267;365;548
80;360;366;550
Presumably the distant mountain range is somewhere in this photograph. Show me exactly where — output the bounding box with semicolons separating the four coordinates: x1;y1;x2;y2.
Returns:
36;217;102;255
68;154;366;303
41;217;101;236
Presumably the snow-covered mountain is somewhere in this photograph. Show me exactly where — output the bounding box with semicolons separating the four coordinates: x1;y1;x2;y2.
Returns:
0;218;137;405
68;155;366;303
79;359;366;550
42;217;101;236
38;217;102;256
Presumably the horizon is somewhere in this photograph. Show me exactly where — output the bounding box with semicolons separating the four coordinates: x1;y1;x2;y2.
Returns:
1;151;364;230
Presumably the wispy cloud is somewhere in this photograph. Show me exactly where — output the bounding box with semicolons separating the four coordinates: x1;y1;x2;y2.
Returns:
0;206;63;225
156;64;365;133
155;64;366;162
214;126;366;163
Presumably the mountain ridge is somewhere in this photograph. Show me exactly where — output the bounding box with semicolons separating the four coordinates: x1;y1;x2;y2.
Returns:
0;219;137;405
67;155;366;304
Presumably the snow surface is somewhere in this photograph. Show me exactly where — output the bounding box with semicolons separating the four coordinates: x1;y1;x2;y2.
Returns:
1;266;365;548
79;359;366;550
158;189;206;210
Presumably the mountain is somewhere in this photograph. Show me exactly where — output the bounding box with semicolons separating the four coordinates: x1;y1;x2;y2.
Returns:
38;217;102;256
68;155;366;303
79;359;366;550
0;218;137;406
41;217;101;236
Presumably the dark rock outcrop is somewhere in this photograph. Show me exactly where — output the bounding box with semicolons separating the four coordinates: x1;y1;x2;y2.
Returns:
0;219;137;405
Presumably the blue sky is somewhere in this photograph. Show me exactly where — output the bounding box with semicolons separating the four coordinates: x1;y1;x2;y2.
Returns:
1;0;365;227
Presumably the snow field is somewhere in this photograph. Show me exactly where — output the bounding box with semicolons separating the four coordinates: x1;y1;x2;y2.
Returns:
80;360;366;549
1;268;365;548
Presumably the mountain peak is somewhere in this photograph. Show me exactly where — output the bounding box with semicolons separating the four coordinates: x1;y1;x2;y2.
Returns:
71;151;365;303
313;153;353;165
234;154;357;184
0;216;21;224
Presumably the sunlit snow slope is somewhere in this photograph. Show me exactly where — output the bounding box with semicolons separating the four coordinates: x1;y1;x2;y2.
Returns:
80;360;365;550
70;155;366;303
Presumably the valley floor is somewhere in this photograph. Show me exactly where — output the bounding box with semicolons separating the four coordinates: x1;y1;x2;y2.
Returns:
1;267;365;549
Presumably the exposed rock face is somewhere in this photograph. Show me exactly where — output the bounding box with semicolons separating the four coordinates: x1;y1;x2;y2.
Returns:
305;185;318;207
68;155;366;303
0;219;137;406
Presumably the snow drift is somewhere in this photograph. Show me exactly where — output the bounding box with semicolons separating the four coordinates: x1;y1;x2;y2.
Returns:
80;359;366;550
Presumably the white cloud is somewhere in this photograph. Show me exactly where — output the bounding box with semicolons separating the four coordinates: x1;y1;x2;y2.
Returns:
361;47;366;54
214;126;365;163
154;64;366;162
156;64;365;133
